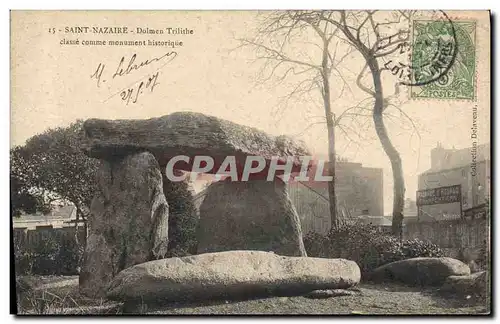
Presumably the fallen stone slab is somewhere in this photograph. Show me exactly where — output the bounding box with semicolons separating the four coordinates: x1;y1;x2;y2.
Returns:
79;152;169;298
441;271;489;297
106;251;360;303
303;289;360;299
83;112;310;178
370;257;470;286
197;177;307;257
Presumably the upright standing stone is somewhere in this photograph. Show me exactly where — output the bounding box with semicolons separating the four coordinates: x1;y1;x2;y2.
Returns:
198;177;307;256
79;152;169;297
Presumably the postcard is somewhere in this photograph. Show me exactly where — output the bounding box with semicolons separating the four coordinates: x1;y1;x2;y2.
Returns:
11;10;491;315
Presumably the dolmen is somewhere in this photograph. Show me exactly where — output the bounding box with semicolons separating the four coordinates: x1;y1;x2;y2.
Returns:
79;112;310;297
106;251;361;303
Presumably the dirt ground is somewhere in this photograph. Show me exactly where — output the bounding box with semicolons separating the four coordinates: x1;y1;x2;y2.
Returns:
15;275;490;315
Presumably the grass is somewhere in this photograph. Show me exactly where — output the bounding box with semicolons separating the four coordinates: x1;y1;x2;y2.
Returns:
15;275;490;315
16;275;122;315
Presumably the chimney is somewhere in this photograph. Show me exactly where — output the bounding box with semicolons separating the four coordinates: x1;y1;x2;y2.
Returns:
431;142;446;170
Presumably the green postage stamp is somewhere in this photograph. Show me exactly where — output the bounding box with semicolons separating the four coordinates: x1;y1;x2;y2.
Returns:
410;20;477;100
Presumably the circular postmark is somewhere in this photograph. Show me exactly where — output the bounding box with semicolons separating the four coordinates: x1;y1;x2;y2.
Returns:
378;10;458;87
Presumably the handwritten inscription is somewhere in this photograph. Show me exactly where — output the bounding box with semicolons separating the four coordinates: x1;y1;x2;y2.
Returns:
90;63;105;87
112;52;177;79
90;51;177;104
120;72;160;105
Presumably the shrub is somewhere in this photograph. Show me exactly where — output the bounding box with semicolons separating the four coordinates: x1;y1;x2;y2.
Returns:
304;224;444;276
56;235;82;275
326;224;405;273
476;236;489;271
31;236;60;275
302;232;329;258
14;236;35;275
401;239;444;259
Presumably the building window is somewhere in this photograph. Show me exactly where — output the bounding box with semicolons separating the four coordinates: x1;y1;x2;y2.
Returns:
36;225;53;230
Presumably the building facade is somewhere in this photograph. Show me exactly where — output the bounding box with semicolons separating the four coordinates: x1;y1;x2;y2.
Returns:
417;142;490;220
288;161;384;235
12;204;80;230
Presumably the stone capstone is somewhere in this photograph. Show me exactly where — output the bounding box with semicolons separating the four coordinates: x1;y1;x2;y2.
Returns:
82;112;310;179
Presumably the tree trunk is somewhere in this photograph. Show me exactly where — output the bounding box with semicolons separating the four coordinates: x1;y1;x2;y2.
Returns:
74;205;88;272
74;206;81;247
321;49;337;231
367;57;405;239
326;114;337;230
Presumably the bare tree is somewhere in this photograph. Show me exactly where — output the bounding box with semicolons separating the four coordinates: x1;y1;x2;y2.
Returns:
240;11;374;229
242;10;421;237
314;10;419;238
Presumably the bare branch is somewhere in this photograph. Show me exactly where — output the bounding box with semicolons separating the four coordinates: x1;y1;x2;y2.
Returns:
356;11;376;44
309;21;327;41
290;121;327;138
369;14;380;39
375;30;410;50
337;124;362;146
334;97;373;124
319;11;370;56
356;63;375;97
385;104;422;141
239;38;321;70
334;45;356;67
373;30;410;57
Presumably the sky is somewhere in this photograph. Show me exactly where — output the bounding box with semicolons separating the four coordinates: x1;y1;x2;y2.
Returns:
10;10;491;214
